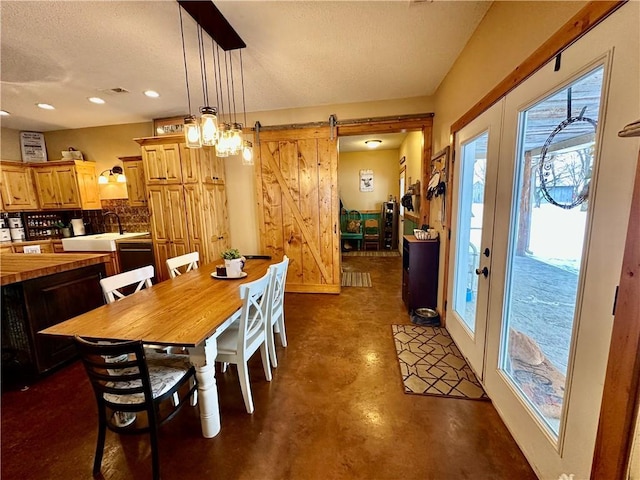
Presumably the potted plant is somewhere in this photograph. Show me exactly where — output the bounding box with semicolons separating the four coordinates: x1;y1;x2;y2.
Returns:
220;248;245;277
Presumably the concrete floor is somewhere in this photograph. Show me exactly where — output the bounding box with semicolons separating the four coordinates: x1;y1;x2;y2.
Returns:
1;255;537;479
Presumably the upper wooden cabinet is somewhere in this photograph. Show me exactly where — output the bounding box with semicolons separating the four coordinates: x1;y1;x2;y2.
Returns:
0;161;39;211
32;160;101;210
139;141;182;184
120;156;147;207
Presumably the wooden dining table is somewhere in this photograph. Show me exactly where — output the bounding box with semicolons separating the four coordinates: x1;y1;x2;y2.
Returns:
40;258;272;438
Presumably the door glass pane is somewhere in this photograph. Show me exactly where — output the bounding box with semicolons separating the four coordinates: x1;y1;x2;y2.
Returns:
453;132;488;333
500;66;604;436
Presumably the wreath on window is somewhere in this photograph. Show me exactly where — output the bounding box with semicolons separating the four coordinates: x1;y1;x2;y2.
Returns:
538;106;597;210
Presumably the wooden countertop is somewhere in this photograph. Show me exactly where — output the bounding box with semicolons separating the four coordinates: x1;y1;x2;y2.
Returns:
0;253;111;286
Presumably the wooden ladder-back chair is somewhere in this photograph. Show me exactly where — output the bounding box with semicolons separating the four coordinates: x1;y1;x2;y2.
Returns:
363;218;380;250
215;271;272;414
266;256;290;368
341;210;363;250
74;336;197;480
166;251;200;279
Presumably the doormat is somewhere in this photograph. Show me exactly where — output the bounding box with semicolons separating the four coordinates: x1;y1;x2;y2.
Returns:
342;251;400;257
392;324;488;400
341;272;372;287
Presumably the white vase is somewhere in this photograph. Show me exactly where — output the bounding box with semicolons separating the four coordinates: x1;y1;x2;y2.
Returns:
224;258;244;278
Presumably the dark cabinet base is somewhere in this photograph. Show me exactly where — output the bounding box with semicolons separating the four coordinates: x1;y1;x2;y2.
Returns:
2;263;106;388
402;236;439;314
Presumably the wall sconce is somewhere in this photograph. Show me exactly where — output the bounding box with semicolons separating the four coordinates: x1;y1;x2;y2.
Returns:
98;165;126;184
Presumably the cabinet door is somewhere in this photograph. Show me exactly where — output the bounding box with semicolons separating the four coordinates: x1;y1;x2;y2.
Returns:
122;158;147;206
33;167;60;208
163;144;183;184
147;186;171;281
75;162;101;209
200;147;225;184
202;183;230;263
142;145;166;183
183;184;205;260
53;165;80;209
0;165;39;211
180;144;200;184
165;184;189;251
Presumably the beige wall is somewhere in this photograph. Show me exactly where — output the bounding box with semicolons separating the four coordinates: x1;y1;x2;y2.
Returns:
1;128;22;161
338;149;400;212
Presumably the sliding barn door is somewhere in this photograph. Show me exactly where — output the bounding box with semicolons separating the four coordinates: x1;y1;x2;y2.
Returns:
255;127;341;293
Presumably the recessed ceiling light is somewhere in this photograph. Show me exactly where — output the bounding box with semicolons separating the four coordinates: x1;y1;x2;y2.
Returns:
37;103;55;110
0;110;10;116
88;97;105;104
365;139;382;148
144;90;160;98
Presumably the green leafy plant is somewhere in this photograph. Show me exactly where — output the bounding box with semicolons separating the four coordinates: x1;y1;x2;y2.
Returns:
220;248;241;260
54;221;67;228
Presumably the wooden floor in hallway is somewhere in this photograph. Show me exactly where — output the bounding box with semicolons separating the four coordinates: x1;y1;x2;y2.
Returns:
1;254;537;479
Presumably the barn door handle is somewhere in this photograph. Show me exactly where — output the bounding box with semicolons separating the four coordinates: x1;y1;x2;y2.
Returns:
475;266;488;278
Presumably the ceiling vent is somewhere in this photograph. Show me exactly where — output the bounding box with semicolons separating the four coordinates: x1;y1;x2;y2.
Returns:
99;87;130;95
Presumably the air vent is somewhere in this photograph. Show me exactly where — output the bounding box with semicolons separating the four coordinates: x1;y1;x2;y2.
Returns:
99;87;130;95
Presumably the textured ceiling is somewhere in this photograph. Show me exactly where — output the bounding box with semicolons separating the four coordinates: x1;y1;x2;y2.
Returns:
0;0;491;141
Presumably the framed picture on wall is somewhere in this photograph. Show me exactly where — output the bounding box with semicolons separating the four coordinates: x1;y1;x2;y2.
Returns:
360;169;374;192
153;116;186;136
20;131;48;163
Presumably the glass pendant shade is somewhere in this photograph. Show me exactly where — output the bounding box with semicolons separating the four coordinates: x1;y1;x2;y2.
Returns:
229;123;243;155
184;116;202;148
116;174;127;183
216;124;230;157
242;140;254;165
200;106;219;146
98;175;109;185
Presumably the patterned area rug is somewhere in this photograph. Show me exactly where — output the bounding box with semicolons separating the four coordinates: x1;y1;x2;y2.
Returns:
342;250;400;257
392;324;488;400
341;272;372;287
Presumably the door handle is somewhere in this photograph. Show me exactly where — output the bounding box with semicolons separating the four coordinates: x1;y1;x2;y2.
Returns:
475;266;489;278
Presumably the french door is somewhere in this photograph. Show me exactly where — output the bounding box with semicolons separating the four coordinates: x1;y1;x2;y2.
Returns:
447;101;503;378
448;3;639;478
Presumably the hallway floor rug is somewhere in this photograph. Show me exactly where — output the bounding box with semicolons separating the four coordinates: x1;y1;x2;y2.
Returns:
342;251;400;257
341;272;372;287
392;324;488;400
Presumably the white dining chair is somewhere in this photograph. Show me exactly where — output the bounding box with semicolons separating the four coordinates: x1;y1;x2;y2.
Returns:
166;251;200;279
99;265;154;304
266;256;290;368
215;270;272;414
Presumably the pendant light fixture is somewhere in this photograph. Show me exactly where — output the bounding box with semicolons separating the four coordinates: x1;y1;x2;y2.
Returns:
176;1;251;162
197;23;218;147
239;49;253;165
179;5;201;149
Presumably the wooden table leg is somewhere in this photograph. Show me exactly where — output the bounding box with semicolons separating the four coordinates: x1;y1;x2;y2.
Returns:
188;338;220;438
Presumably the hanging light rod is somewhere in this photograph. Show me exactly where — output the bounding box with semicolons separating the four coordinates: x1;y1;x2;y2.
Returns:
176;0;245;51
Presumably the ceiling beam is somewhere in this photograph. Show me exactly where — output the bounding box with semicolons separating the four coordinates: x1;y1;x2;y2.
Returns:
177;0;246;51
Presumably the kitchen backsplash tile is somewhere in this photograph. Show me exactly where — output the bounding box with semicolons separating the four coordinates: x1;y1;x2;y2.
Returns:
100;199;150;233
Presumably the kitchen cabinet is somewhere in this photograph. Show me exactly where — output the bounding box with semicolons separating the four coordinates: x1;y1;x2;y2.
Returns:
136;134;230;281
402;235;439;314
120;156;147;206
31;160;100;210
0;162;39;211
200;146;226;184
140;142;182;184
